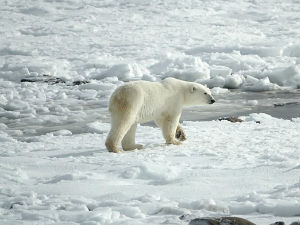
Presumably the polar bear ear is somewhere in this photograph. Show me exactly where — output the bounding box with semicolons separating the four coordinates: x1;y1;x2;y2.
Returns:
190;86;197;93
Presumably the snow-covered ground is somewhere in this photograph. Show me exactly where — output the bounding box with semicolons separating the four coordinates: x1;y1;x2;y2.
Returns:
0;0;299;224
0;114;299;224
1;0;299;87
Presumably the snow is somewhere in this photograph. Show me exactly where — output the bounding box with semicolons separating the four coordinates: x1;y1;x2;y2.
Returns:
0;0;300;224
242;76;280;92
267;65;300;88
149;53;210;81
1;0;299;89
0;113;299;224
224;74;245;89
93;63;149;81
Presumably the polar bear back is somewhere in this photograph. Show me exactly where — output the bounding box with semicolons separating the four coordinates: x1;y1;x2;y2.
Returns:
109;79;185;123
108;78;214;124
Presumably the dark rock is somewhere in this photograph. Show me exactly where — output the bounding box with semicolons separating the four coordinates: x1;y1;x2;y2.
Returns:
189;217;256;225
72;80;89;85
274;102;299;107
274;103;285;107
20;78;35;83
183;216;295;225
179;214;191;221
21;75;90;86
9;201;24;209
46;77;66;85
218;117;244;123
189;218;219;225
21;74;65;85
270;222;285;225
57;205;66;210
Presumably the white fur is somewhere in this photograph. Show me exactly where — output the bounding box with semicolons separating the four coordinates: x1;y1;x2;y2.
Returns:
105;77;215;153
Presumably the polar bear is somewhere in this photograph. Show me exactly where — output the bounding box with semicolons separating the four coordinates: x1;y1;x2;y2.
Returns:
105;77;215;153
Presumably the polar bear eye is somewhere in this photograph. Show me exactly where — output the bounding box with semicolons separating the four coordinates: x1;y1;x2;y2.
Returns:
204;92;207;95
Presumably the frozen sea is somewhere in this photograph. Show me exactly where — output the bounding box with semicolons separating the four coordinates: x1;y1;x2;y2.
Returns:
0;0;299;224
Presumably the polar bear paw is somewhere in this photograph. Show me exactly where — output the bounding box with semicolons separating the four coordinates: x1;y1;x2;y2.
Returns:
175;125;187;141
167;139;182;145
123;144;143;151
108;147;122;153
105;140;122;153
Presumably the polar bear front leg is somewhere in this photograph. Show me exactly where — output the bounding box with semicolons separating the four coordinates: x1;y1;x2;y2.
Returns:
122;123;143;151
160;115;182;145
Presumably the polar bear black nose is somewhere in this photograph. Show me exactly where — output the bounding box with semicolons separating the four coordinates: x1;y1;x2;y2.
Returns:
210;99;215;104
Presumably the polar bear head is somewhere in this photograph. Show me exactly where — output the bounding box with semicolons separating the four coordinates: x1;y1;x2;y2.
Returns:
184;83;215;106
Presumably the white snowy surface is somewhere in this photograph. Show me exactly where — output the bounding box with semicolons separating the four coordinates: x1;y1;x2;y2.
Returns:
1;0;300;224
0;114;299;225
0;0;300;88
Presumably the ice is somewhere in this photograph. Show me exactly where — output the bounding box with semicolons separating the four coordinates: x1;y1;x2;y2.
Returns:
282;44;300;58
267;65;300;88
0;0;299;224
210;87;229;95
230;183;300;217
121;162;180;185
50;129;72;136
242;76;280;92
203;76;225;88
1;0;299;88
179;199;228;213
93;63;149;81
224;74;245;89
85;121;110;134
246;100;258;106
149;53;210;82
210;65;232;78
0;113;299;224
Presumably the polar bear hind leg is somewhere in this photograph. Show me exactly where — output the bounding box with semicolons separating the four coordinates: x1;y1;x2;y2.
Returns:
105;112;136;153
121;123;143;151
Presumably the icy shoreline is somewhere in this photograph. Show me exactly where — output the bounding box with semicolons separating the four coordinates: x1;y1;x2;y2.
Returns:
181;89;300;122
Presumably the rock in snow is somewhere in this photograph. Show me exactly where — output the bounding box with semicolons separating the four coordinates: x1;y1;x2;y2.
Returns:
189;217;256;225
